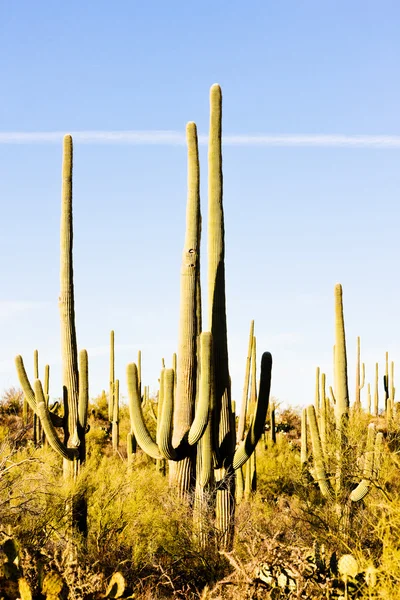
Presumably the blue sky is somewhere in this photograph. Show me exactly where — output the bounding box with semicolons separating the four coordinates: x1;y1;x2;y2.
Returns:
1;1;400;411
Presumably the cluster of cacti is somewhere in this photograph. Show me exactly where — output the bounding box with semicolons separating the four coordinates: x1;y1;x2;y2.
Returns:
125;86;272;547
3;81;400;598
8;83;273;550
302;284;384;529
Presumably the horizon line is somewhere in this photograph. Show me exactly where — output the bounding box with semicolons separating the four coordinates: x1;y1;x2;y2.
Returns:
1;130;400;148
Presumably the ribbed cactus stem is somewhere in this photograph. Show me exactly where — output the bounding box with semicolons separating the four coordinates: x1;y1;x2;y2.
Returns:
301;407;308;466
33;349;40;446
127;363;162;460
207;84;233;460
244;444;256;500
320;373;327;455
270;401;276;444
109;330;115;422
232;352;272;470
59;135;79;445
187;332;212;445
44;365;50;405
112;379;119;452
334;284;349;427
307;405;333;499
127;334;211;463
78;350;88;461
237;320;254;442
33;349;39;379
350;424;383;502
171;121;202;493
34;380;77;461
137;350;142;399
249;336;257;412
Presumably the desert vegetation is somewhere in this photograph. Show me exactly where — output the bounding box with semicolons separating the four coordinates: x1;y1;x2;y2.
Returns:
1;84;399;599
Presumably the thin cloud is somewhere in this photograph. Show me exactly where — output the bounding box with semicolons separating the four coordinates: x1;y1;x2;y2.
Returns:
1;131;400;148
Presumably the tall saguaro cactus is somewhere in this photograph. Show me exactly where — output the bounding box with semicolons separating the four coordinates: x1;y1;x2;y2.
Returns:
169;120;203;493
126;87;272;548
109;330;115;423
128;123;209;496
206;85;272;546
15;135;89;535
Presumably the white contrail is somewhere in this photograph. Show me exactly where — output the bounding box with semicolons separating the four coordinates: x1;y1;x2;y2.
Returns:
0;130;400;147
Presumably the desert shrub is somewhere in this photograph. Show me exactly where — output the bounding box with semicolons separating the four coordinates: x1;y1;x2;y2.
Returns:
89;391;109;422
0;387;23;416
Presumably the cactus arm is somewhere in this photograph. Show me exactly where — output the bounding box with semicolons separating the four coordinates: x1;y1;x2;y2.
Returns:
44;364;50;405
232;352;272;470
127;363;162;460
350;424;380;502
307;405;334;499
188;332;212;445
15;355;38;411
15;357;64;429
78;350;88;431
157;369;177;460
360;363;365;390
34;381;77;460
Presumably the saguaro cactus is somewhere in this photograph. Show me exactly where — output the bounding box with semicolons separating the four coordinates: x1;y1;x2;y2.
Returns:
112;379;120;452
15;135;89;535
109;331;115;421
127;86;272;548
206;84;272;546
